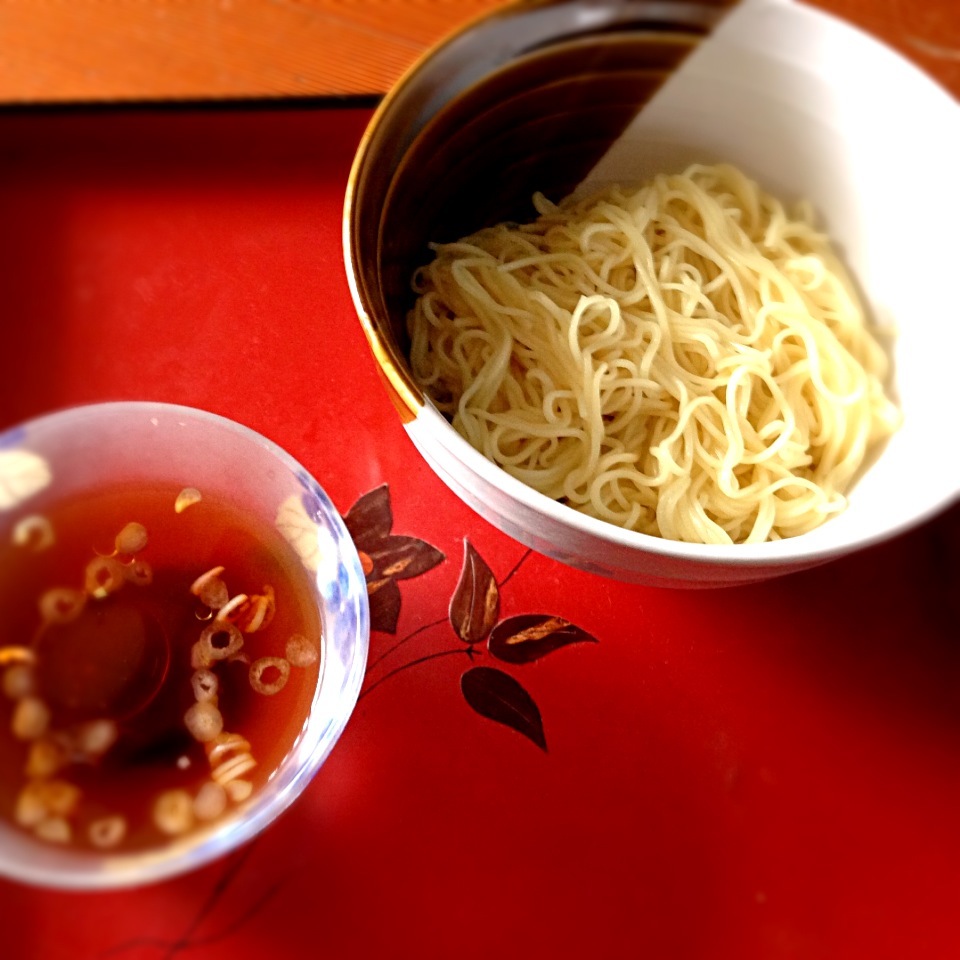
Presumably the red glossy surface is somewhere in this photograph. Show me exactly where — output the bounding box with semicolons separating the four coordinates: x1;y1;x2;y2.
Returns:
0;106;958;959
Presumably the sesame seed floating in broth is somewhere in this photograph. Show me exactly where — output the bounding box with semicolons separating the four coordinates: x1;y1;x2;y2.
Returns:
38;588;86;625
174;487;202;513
230;587;275;634
193;781;227;821
190;566;229;611
123;558;153;587
153;790;194;836
11;697;51;741
35;816;71;844
225;780;253;803
12;515;55;552
2;661;36;699
114;522;148;556
84;556;125;599
206;732;252;767
25;738;65;779
0;646;35;668
211;751;257;786
191;669;219;704
197;621;244;662
285;633;319;668
74;719;119;757
184;701;224;743
249;657;290;696
88;815;127;849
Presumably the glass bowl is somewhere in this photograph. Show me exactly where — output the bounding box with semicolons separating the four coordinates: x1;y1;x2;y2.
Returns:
0;401;369;888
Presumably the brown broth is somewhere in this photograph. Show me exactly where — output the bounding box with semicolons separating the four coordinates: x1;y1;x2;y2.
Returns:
0;483;322;852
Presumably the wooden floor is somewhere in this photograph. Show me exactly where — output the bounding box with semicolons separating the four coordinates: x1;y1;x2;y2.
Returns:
0;0;957;103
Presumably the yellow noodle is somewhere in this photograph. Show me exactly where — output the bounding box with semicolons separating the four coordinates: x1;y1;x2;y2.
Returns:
407;163;900;545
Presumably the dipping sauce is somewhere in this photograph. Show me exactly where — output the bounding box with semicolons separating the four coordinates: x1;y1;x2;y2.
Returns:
0;482;322;852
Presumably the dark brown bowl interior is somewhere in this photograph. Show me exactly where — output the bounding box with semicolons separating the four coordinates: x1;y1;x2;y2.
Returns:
347;0;736;409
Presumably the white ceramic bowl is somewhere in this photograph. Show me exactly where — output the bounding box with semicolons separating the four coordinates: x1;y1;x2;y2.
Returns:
0;402;369;888
344;0;960;587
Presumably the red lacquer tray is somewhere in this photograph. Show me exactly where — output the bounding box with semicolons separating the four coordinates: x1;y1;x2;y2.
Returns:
1;104;958;959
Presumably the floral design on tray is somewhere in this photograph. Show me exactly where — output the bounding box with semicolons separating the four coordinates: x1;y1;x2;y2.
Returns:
344;485;599;751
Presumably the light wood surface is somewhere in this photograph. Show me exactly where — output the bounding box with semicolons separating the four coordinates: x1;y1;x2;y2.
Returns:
0;0;510;102
0;0;957;103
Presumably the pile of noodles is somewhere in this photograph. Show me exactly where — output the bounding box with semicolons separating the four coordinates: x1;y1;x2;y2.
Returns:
407;163;900;545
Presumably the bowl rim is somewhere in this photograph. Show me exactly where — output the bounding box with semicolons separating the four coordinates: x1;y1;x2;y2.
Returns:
415;401;958;570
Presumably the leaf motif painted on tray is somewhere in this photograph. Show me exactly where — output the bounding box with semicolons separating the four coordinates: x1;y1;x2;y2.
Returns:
449;540;500;645
460;666;546;751
0;450;52;510
344;485;393;551
368;577;401;634
488;614;598;665
275;494;320;572
367;535;444;581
